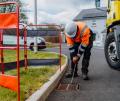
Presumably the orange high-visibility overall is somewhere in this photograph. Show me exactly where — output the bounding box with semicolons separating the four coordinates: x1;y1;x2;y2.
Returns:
65;21;93;75
66;22;91;48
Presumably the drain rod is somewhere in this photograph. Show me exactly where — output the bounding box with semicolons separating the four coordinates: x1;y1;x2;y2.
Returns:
66;64;77;91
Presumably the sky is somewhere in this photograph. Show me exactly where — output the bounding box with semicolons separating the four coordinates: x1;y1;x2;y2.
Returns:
21;0;106;25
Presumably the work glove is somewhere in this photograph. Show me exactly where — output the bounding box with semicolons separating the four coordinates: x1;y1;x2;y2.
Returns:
73;54;80;64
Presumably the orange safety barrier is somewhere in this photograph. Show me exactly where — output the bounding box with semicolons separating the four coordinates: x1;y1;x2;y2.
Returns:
27;24;62;70
0;2;21;101
0;74;18;92
0;13;18;29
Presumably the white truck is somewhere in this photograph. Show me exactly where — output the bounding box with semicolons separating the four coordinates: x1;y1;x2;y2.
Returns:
3;23;46;50
3;35;46;50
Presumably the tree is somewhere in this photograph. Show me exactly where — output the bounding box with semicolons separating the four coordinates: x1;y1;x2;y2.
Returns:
0;0;28;24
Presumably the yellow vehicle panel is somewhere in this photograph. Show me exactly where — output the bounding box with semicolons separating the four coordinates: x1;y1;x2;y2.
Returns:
106;1;120;27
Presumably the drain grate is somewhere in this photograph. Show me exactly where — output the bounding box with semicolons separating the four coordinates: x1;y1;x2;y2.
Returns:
56;83;80;91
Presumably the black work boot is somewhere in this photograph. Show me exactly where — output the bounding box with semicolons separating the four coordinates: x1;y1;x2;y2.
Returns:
65;72;78;78
74;72;79;77
82;73;89;80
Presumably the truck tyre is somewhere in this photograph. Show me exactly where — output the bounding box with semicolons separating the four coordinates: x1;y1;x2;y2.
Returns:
104;32;120;70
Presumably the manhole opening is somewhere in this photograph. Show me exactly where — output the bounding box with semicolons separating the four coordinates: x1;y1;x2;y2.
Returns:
56;83;80;91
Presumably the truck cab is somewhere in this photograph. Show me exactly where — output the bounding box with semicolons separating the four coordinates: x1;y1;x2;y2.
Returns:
95;0;120;70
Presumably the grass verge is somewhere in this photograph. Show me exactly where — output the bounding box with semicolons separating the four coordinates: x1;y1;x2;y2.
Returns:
0;50;66;101
4;50;60;63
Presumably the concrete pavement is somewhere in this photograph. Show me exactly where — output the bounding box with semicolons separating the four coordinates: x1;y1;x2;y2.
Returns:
46;44;120;101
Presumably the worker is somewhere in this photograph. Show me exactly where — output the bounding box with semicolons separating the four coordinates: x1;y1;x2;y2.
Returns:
65;21;94;80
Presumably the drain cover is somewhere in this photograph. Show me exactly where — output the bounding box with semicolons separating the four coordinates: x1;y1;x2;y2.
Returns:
56;83;80;91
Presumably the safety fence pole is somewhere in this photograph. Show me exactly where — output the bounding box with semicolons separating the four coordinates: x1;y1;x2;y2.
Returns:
24;27;28;70
0;29;4;74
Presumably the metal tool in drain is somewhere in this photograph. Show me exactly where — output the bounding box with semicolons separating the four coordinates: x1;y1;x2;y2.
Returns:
56;83;80;91
66;48;81;91
66;64;79;91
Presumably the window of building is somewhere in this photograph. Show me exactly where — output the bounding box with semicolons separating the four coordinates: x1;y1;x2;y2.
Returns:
92;20;97;27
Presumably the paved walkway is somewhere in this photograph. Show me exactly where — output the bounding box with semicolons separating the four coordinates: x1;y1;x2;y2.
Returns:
46;46;120;101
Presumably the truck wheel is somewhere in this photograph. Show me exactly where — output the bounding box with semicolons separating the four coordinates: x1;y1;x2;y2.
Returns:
104;32;120;70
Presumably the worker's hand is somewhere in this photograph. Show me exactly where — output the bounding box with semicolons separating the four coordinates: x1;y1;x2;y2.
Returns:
73;55;80;64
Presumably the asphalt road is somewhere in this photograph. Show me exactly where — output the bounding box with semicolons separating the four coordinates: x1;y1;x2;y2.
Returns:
45;43;120;101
